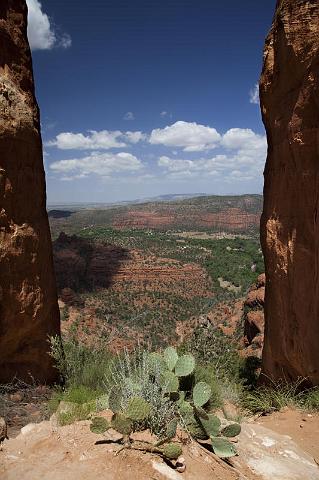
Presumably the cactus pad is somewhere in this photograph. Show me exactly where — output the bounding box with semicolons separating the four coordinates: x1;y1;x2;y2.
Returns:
163;346;179;371
210;436;237;458
90;417;110;434
148;352;166;374
162;443;182;460
161;371;179;393
108;386;122;413
221;423;241;438
111;413;133;435
200;414;221;437
194;405;209;420
178;400;193;419
193;382;211;407
166;418;178;439
126;396;151;422
187;419;209;440
174;354;195;377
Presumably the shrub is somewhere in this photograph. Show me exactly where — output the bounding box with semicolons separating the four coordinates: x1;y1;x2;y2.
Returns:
241;378;305;414
97;346;241;458
49;335;113;389
181;323;242;381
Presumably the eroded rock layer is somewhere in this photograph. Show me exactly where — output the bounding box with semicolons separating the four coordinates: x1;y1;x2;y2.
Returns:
0;1;60;382
260;0;319;385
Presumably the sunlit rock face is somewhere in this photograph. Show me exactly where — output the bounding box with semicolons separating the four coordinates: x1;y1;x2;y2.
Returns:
260;0;319;385
0;0;60;382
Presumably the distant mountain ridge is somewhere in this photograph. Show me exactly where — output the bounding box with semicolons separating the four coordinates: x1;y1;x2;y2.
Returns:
48;193;262;211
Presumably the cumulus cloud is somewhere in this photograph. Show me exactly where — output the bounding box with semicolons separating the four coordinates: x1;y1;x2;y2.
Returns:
249;83;259;105
157;128;267;182
124;131;146;144
47;129;145;150
26;0;71;51
50;152;143;180
149;121;221;152
123;112;135;121
47;123;267;187
221;128;265;151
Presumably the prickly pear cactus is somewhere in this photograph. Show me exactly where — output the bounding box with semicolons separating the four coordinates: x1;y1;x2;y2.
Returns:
148;352;166;373
193;382;211;407
163;346;178;371
199;414;221;437
90;417;110;434
210;436;237;458
111;413;133;435
166;418;178;439
194;405;209;420
187;418;209;440
126;396;151;422
174;354;195;377
160;371;179;393
162;442;182;460
221;423;241;438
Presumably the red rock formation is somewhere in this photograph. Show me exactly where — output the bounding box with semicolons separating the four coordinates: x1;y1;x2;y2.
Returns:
243;274;265;358
113;207;260;232
0;1;60;382
260;0;319;385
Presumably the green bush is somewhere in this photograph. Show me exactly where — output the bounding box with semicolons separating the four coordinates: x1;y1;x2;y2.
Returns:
241;378;305;414
49;335;113;389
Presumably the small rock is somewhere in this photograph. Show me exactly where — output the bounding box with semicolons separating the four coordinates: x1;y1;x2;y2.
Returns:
20;423;36;436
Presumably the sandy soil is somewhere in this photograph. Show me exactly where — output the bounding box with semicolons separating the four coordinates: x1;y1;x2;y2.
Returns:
257;408;319;462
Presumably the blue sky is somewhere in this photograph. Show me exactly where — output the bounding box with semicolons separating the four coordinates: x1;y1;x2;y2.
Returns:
26;0;274;203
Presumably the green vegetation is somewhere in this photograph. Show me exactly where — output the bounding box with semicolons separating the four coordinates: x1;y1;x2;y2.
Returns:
89;346;241;459
49;194;262;239
64;227;263;349
241;379;319;414
49;335;113;389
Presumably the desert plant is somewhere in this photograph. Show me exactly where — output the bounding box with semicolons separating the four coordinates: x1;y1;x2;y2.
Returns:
95;346;241;458
49;335;113;389
241;378;305;414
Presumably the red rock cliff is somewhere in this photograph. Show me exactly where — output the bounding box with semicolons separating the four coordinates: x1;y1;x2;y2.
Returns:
0;1;60;382
260;0;319;385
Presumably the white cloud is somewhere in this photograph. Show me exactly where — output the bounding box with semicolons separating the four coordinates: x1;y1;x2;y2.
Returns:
249;83;259;105
124;131;146;143
149;121;221;151
160;111;168;117
50;152;143;180
47;129;146;150
26;0;71;51
222;128;265;151
59;33;72;49
157;128;267;182
123;112;135;121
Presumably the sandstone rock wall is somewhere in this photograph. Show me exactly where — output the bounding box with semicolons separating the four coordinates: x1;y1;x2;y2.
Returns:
0;1;60;382
260;0;319;385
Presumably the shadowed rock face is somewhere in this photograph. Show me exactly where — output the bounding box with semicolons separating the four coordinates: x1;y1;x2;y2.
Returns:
260;0;319;385
0;1;60;382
